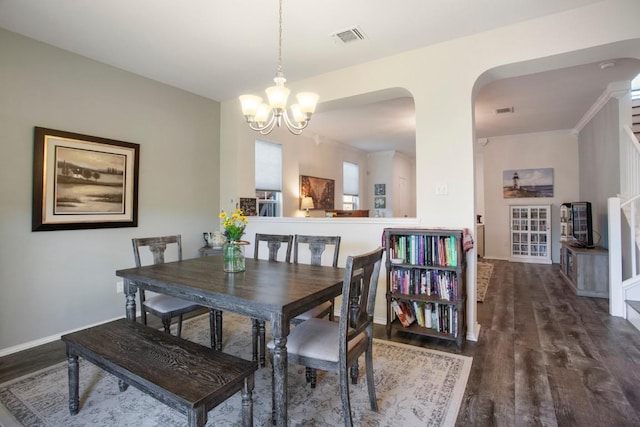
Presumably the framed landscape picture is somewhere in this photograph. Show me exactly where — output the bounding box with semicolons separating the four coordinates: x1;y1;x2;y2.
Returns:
300;175;335;210
32;127;140;231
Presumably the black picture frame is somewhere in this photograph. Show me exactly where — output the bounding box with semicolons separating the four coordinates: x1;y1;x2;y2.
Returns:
239;197;258;216
375;183;386;195
32;127;140;231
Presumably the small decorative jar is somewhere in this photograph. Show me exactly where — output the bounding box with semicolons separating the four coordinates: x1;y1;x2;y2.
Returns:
223;241;246;273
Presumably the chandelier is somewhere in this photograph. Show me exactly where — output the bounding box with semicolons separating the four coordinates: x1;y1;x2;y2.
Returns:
239;0;319;135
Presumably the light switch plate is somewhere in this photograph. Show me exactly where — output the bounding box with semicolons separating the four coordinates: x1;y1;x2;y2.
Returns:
435;183;448;195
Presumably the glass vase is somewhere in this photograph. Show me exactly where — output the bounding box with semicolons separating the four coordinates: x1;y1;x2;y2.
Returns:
223;241;245;273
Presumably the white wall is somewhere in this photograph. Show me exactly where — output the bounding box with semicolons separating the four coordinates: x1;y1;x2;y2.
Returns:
475;145;486;222
367;151;394;217
0;29;220;353
392;151;417;218
481;131;580;262
366;150;416;218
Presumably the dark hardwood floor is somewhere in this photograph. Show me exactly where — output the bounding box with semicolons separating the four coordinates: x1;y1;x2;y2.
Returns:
2;260;640;426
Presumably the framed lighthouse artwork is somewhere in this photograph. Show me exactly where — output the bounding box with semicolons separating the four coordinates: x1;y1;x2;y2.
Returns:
502;168;553;198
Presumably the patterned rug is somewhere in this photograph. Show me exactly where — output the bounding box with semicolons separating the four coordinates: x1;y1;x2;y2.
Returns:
477;261;494;302
0;313;472;427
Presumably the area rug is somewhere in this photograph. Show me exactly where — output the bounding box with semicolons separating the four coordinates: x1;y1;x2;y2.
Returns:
0;313;472;427
477;261;494;302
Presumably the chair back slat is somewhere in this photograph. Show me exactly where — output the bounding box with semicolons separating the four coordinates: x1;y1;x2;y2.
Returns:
132;235;182;267
293;235;341;267
254;233;293;262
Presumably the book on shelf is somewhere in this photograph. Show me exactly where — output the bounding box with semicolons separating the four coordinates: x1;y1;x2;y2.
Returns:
432;303;439;331
390;268;459;301
424;303;433;328
391;299;416;327
388;234;459;267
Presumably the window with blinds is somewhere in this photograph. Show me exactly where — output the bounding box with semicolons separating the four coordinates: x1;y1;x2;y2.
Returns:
255;140;282;217
343;161;359;210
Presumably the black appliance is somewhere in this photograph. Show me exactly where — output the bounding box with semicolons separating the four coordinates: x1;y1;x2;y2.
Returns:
571;201;593;248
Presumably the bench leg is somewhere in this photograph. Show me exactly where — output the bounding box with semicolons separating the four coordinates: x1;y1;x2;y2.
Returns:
242;373;255;427
187;406;207;427
67;353;79;415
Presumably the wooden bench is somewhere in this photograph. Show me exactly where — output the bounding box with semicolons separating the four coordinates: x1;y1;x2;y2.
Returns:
61;318;256;427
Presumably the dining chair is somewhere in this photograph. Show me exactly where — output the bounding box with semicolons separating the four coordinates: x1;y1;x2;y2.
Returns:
132;235;220;349
267;247;384;427
291;234;341;386
252;233;293;367
291;234;341;323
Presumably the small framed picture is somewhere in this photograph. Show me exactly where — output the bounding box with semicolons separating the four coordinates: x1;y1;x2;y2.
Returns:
239;197;258;216
374;196;386;209
374;183;386;195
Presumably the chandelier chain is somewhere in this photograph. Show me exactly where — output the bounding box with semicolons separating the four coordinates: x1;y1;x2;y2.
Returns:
277;0;283;74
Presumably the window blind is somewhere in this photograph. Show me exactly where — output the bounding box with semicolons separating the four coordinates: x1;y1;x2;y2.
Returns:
343;161;359;196
255;140;282;191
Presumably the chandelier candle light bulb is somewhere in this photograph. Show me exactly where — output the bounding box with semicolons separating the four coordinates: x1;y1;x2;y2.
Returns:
239;0;318;135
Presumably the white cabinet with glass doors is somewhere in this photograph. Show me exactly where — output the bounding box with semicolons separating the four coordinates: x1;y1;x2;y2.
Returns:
509;205;551;264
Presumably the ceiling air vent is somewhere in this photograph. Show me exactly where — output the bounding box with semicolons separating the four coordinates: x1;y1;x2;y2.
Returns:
496;107;515;114
332;26;366;44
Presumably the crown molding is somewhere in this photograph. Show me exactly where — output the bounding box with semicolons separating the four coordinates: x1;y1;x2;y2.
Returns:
573;81;630;135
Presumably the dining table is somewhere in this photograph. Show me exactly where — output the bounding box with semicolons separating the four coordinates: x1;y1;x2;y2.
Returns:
116;255;345;426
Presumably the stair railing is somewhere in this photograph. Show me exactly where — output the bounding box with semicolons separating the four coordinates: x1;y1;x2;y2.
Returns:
609;124;640;317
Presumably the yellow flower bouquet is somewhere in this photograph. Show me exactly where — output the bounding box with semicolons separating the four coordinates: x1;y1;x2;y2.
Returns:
219;209;248;242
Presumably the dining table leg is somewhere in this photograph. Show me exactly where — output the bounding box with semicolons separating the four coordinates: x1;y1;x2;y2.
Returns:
120;279;138;392
124;279;137;321
270;316;289;427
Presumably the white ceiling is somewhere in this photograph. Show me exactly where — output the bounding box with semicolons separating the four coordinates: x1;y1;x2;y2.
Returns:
1;0;638;154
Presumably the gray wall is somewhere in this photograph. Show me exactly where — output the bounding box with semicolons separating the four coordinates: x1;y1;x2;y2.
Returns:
578;98;622;249
0;29;221;353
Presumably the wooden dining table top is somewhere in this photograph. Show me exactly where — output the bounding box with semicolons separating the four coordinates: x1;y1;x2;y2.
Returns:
116;255;345;324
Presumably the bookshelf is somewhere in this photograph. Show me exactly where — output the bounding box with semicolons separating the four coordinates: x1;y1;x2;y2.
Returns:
384;228;466;351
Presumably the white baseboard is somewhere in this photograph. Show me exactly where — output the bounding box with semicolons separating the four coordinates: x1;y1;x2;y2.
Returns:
0;314;129;357
627;303;640;332
467;322;480;341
